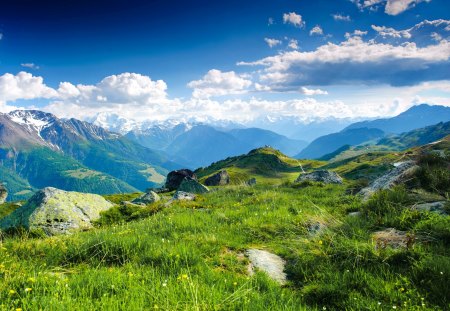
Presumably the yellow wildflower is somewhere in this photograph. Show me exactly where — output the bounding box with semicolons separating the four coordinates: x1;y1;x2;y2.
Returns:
9;289;16;295
25;288;32;292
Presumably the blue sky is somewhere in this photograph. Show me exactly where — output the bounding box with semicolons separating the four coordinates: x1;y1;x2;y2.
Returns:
1;0;450;123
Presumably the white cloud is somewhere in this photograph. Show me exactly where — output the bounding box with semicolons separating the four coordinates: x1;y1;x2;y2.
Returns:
372;25;412;38
283;12;305;28
264;38;282;48
239;36;450;89
0;72;57;102
21;63;40;70
288;39;299;50
268;17;274;26
431;32;442;41
300;87;328;96
332;14;351;22
310;25;324;36
352;0;432;15
187;69;252;98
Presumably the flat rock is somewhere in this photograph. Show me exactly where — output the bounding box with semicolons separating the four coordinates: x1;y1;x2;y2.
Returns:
296;170;343;184
165;169;197;191
373;228;414;250
360;161;419;199
0;183;7;204
131;191;160;205
178;177;209;194
413;201;447;215
245;249;287;285
204;170;230;186
173;191;196;201
0;187;113;235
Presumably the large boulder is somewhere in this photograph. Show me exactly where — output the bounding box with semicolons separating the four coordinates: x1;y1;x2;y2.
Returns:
359;161;419;199
204;170;230;186
178;177;209;194
0;183;7;204
296;170;343;184
131;191;160;205
245;249;287;285
0;187;113;235
165;169;197;191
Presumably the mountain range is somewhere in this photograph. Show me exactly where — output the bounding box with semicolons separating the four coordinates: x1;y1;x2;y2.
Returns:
0;110;179;201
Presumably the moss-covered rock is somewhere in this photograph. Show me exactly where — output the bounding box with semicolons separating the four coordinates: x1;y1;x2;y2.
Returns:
0;187;113;235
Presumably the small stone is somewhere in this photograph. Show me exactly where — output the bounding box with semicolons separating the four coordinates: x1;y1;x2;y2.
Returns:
131;191;160;205
413;201;447;215
373;228;414;250
0;183;8;204
173;191;196;201
247;178;257;186
245;249;287;285
296;170;343;184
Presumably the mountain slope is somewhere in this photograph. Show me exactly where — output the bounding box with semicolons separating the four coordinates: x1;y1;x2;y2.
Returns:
296;128;385;159
345;104;450;134
377;121;450;150
3;110;178;190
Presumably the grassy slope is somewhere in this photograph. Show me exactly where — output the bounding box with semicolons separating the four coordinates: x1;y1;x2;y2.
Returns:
0;144;448;310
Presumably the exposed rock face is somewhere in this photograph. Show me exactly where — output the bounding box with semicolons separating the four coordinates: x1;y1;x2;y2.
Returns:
373;228;414;250
204;170;230;186
131;191;160;205
178;177;209;194
0;187;113;235
173;191;196;201
0;184;7;204
165;169;197;191
413;201;447;215
296;170;343;184
359;161;419;199
246;249;287;285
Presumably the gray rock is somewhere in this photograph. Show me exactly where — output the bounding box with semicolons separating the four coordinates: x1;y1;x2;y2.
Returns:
0;187;113;235
413;201;447;215
246;249;287;285
373;228;414;250
360;161;419;199
178;177;209;194
165;169;197;191
204;170;230;186
296;170;343;184
247;178;257;186
0;183;7;204
173;191;196;201
348;211;361;217
131;191;160;205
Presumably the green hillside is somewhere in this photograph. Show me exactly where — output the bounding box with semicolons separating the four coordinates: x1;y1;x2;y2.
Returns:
195;147;324;185
1;147;137;200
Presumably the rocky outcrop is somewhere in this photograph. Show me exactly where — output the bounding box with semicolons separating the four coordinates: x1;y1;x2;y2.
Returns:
0;187;113;235
173;191;196;201
246;249;287;285
296;170;343;184
413;201;447;215
131;191;160;205
0;184;7;204
359;161;419;199
165;169;197;191
178;177;209;194
204;170;230;186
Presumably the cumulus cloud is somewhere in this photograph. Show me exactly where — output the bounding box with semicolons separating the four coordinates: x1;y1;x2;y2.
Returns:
21;63;40;70
187;69;252;98
283;12;305;28
0;72;57;102
288;39;299;50
345;29;368;39
332;14;351;22
310;25;324;36
264;38;282;48
352;0;432;15
372;19;450;41
300;87;328;96
239;36;450;89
